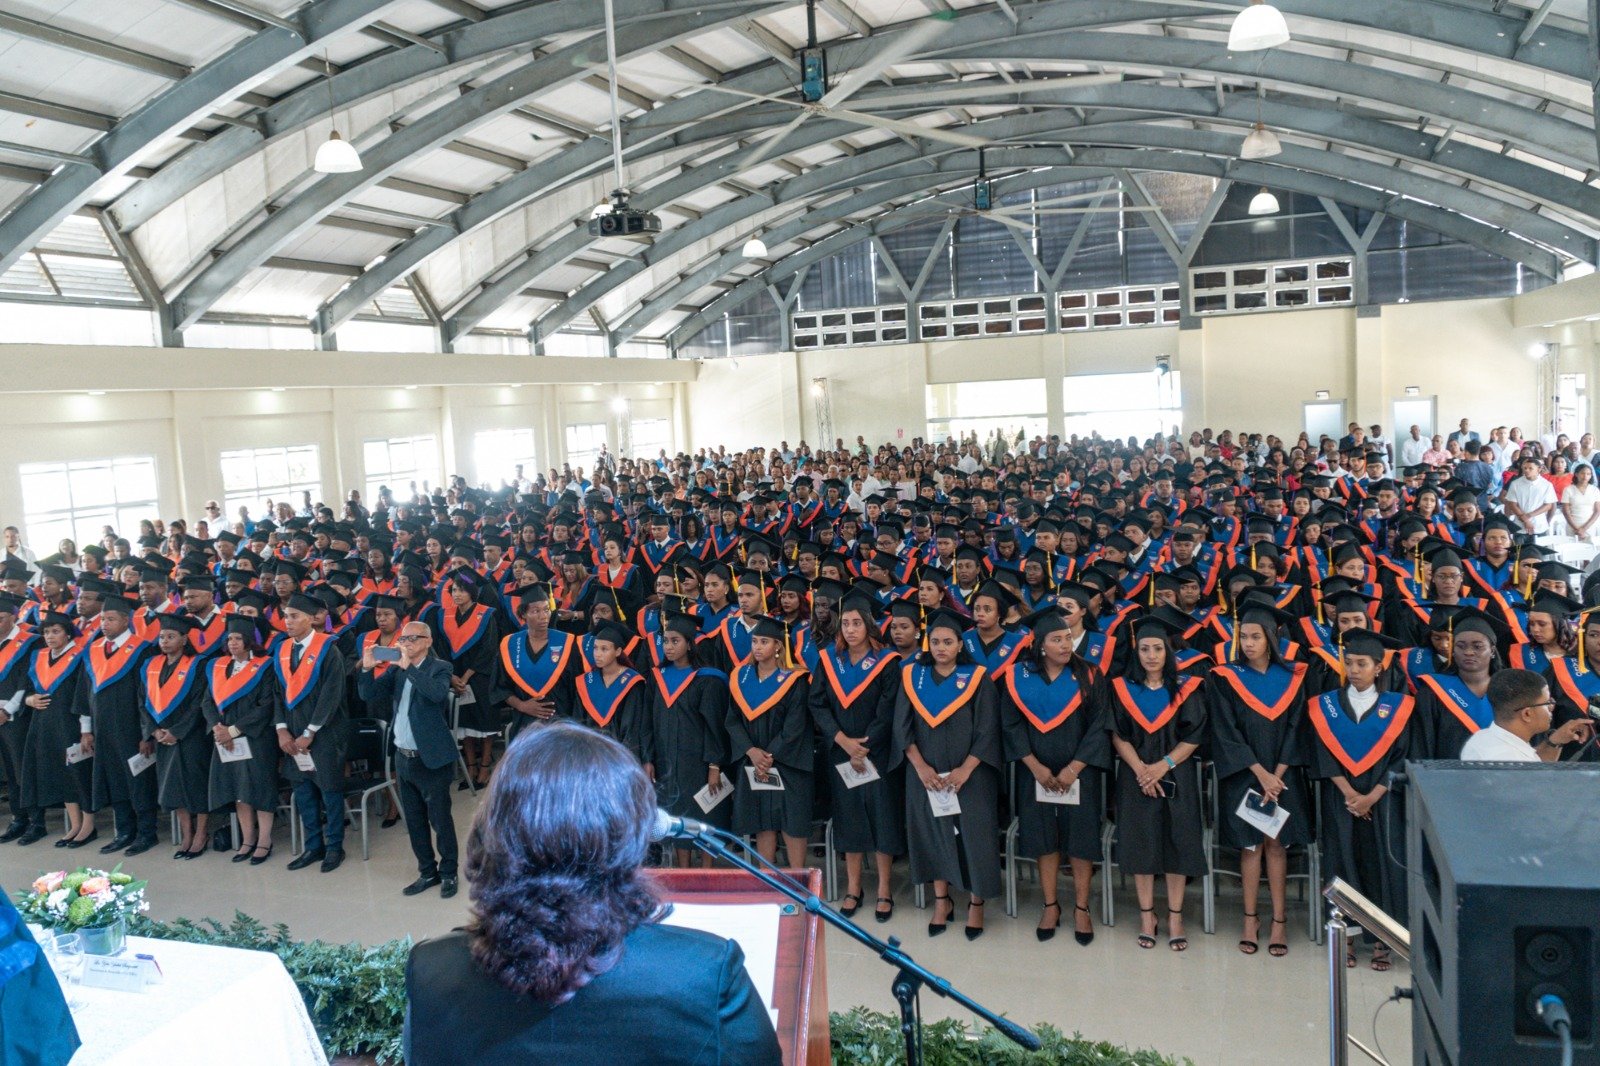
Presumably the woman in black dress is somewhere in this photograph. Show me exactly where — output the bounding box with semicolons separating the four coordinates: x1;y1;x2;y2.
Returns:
19;613;93;846
725;615;813;868
1105;616;1207;951
202;615;280;865
1206;602;1313;958
650;609;731;866
1000;608;1110;944
442;567;502;789
892;608;1003;941
575;620;652;767
142;614;211;859
809;594;905;922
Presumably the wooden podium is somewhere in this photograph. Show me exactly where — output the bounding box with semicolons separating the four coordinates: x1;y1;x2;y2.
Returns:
651;868;829;1066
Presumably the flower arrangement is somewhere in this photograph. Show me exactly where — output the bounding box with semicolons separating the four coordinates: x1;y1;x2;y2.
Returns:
14;865;148;932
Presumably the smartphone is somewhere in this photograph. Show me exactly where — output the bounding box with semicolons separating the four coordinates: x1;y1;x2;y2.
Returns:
1245;791;1278;817
371;646;402;663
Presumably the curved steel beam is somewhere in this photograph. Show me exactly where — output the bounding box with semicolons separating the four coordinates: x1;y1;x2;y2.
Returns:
663;145;1561;348
168;2;786;331
0;0;404;276
528;114;1592;343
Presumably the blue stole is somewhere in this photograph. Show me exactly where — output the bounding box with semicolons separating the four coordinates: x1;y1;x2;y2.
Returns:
499;630;573;698
1002;661;1084;733
962;627;1029;676
1418;674;1493;732
1310;690;1412;776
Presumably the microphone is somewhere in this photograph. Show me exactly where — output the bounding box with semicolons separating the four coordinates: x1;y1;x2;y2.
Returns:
650;808;716;841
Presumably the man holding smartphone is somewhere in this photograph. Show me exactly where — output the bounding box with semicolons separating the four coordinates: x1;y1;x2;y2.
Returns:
359;621;460;897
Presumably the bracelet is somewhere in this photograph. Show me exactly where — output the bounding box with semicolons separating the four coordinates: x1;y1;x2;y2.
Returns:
1163;755;1177;769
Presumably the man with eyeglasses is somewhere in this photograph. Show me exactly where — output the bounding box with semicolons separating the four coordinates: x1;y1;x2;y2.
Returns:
359;621;460;898
1462;669;1595;763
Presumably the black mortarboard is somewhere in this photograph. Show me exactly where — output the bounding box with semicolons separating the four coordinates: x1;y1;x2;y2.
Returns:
924;607;968;637
748;615;789;642
156;613;199;634
179;574;215;593
591;620;632;647
286;592;323;615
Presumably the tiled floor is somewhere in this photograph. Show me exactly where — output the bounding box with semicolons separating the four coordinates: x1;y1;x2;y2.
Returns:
0;796;1411;1066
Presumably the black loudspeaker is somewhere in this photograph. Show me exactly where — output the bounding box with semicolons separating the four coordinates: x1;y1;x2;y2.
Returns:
1407;762;1600;1064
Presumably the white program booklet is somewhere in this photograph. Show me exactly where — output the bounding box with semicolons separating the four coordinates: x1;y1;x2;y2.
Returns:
127;751;156;776
694;777;734;813
928;788;961;818
293;751;316;773
1035;778;1081;805
1236;789;1290;839
217;737;253;763
835;759;881;788
745;766;785;791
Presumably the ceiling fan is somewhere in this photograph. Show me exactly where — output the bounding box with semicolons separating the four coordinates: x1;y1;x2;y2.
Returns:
893;152;1159;232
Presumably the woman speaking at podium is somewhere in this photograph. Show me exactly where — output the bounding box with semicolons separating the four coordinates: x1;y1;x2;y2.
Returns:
404;722;780;1064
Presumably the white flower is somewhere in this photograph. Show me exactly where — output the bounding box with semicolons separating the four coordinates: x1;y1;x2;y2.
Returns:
47;888;69;909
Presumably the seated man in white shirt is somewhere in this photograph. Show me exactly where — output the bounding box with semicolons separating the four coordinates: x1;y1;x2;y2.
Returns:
1462;669;1593;762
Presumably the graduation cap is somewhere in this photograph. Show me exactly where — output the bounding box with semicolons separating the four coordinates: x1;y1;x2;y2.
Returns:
36;563;72;585
449;540;482;563
591;619;633;648
156;613;199;635
810;577;849;605
269;558;308;584
1339;628;1402;662
1129;609;1188;645
1446;604;1511;646
662;609;701;641
98;595;136;617
225;615;261;640
230;588;270;612
747;614;789;642
286;592;324;616
924;607;969;638
308;585;346;614
178;573;215;593
1235;589;1295;632
1526;589;1581;621
972;579;1021;611
1102;532;1136;555
371;594;409;615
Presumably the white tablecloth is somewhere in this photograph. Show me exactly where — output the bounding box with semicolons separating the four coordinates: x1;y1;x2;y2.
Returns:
66;935;327;1066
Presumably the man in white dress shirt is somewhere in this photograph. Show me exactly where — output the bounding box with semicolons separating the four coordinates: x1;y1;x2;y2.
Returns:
1462;670;1593;762
1398;426;1429;469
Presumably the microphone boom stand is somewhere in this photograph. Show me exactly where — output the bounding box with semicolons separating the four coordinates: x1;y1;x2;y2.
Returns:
679;826;1041;1065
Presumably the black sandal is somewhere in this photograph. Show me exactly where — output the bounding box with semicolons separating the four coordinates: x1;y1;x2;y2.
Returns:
1036;900;1060;943
1268;915;1289;957
1137;907;1157;949
964;898;985;942
927;893;952;937
874;897;894;923
1239;910;1260;955
1074;904;1095;946
1168;907;1188;952
840;893;862;918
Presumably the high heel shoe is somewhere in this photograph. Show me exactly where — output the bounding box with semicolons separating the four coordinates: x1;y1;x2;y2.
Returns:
874;897;894;924
964;898;985;942
1239;910;1260;955
1036;900;1060;943
927;893;952;937
1268;915;1289;957
232;840;259;864
1137;906;1157;949
1168;907;1188;952
1073;904;1095;946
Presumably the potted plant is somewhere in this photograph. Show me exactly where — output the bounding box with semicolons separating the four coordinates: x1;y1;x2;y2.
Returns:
14;865;149;955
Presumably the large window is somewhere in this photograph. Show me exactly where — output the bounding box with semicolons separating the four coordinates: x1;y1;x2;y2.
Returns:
20;456;159;550
1061;372;1183;443
221;445;321;523
926;379;1047;445
564;423;608;474
472;429;537;489
363;435;440;505
631;418;673;464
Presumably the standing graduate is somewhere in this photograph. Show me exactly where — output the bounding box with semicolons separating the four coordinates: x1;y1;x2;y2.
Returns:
276;591;351;873
1000;607;1111;945
141;614;210;859
1105;615;1208;952
0;593;41;843
84;594;158;856
19;613;94;847
1206;602;1314;958
1413;607;1505;758
649;609;731;865
575;620;652;767
202;615;279;865
809;594;904;923
441;568;502;791
496;587;577;739
1306;629;1414;971
725;615;813;869
892;608;1003;942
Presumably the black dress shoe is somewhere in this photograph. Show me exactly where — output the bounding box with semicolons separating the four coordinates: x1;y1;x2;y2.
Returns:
65;830;99;850
440;877;458;899
123;836;157;856
0;820;27;843
402;874;441;896
16;825;47;846
100;833;134;854
286;849;325;871
54;837;73;848
380;814;400;829
319;849;345;873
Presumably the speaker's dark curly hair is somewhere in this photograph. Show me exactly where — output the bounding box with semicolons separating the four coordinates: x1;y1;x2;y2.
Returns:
463;722;660;1004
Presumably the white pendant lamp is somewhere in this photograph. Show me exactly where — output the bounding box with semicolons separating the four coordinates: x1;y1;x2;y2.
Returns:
314;130;362;174
1228;0;1291;52
742;236;768;258
1240;122;1282;159
1247;187;1280;216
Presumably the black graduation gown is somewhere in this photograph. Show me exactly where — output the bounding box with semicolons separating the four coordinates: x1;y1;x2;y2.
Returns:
890;662;1004;899
1412;673;1491;759
649;666;732;831
0;630;39;820
1105;675;1208;877
1206;661;1314;849
1545;656;1600;762
141;654;211;812
725;665;814;838
442;604;503;735
808;646;906;856
202;655;281;810
274;634;350;794
999;661;1110;862
575;667;653;766
19;646;91;811
1307;687;1416;937
86;635;157;812
494;628;579;739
